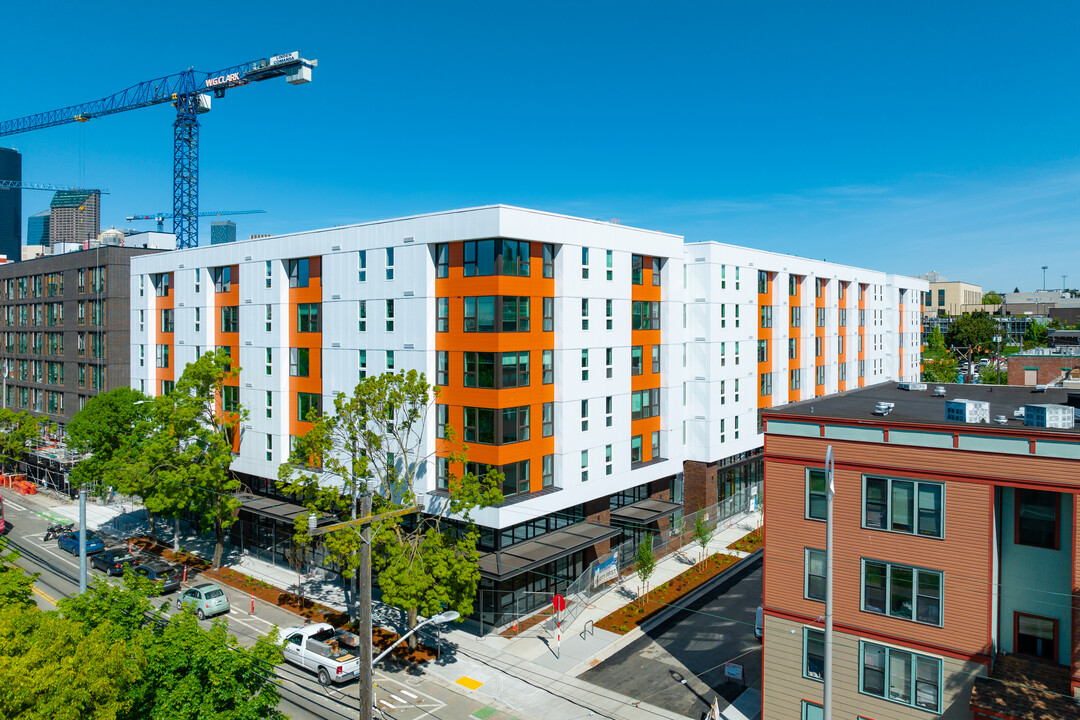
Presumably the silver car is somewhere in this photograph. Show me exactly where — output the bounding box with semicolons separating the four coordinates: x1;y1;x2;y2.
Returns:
176;582;231;620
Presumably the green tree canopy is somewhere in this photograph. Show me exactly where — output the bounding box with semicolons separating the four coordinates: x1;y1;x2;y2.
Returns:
66;387;153;493
0;409;42;473
944;311;998;353
982;290;1003;304
922;355;959;384
926;326;946;354
1024;321;1049;348
279;370;503;640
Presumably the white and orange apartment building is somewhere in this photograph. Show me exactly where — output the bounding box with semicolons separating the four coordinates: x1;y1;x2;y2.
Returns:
129;205;924;627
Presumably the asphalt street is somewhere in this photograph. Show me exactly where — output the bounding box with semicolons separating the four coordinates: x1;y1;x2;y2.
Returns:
581;557;763;720
0;487;525;720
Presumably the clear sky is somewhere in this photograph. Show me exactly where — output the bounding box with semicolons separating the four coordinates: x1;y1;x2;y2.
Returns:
3;1;1079;290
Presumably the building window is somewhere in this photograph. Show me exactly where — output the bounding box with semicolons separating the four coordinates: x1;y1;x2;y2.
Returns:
543;402;553;437
760;305;772;328
652;256;661;286
815;278;824;298
631;345;643;375
359;300;368;332
605;249;613;281
581;247;589;279
286;258;310;288
863;560;942;626
543;454;554;487
631;388;660;420
652;345;660;374
1015;612;1057;662
859;641;941;713
467;460;530;498
631;301;660;330
863;476;943;538
803;628;824;681
581;450;589;482
265;304;272;332
463;296;530;332
385;247;395;280
757;340;768;363
263;262;270;288
464;406;530;445
266;391;273;418
789;275;799;296
265;348;272;375
581;349;589;380
435;243;449;278
210;266;232;293
806;468;826;520
297;392;321;422
385;299;395;332
542;350;553;384
432;297;446;332
1015;489;1059;549
222;385;240;413
220;306;239;333
289;348;310;377
630;435;642;465
297;303;321;332
605;299;613;330
757;270;768;294
759;372;772;397
161;380;174;396
155;344;169;368
542;297;554;331
631;255;643;285
801;702;822;720
386;350;394;370
436;351;448;386
788;338;798;360
581;298;589;330
153;272;170;297
358;350;367;379
816;365;825;386
816;307;826;327
581;399;589;431
651;430;660;459
160;309;174;333
791;306;801;327
805;549;826;601
543;243;555;279
436;404;448;439
358;250;367;282
606;396;613;427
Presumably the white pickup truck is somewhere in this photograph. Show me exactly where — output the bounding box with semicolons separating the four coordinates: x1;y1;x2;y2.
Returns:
281;623;363;685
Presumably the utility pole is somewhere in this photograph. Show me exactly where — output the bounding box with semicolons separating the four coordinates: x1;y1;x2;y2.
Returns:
78;488;87;593
823;446;835;720
359;493;372;720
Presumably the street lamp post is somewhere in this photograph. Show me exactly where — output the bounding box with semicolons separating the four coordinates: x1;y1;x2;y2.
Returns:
365;610;459;717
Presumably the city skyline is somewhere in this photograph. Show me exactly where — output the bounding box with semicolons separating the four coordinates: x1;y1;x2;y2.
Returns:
3;1;1079;289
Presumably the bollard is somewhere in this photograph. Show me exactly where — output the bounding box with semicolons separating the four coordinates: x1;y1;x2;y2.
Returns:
183;567;187;583
250;594;255;615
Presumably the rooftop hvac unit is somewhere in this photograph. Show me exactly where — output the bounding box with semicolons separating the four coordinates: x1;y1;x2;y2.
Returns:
946;399;990;424
1023;404;1075;429
898;382;927;391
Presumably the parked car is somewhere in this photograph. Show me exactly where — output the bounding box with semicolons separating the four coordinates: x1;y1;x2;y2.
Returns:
754;605;763;641
280;623;363;685
176;582;230;620
91;549;141;576
131;561;181;593
56;530;105;556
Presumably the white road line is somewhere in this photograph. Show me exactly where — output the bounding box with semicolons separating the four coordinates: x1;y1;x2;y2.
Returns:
389;693;407;704
4;499;27;512
400;690;418;699
225;614;264;633
379;700;397;710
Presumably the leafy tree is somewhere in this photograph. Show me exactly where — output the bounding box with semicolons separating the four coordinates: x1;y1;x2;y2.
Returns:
979;366;1007;385
0;408;42;473
1024;321;1049;349
926;326;946;354
944;311;997;353
692;515;714;565
0;539;36;610
66;387;153;499
635;533;656;602
279;370;503;643
922;355;959;384
982;290;1003;304
130;350;243;567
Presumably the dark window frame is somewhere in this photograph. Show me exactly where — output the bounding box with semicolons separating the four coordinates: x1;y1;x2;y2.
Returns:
1015;488;1060;550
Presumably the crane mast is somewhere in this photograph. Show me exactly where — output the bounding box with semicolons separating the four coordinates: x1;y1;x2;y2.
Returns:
0;51;315;249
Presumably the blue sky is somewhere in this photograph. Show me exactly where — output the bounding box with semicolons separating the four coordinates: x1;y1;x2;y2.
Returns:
3;1;1079;290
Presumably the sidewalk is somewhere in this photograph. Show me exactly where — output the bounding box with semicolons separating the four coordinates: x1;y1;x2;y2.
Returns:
30;491;763;720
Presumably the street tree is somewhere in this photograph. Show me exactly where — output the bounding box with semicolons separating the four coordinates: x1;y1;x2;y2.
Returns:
692;515;714;565
982;290;1003;304
635;533;656;602
925;326;946;354
0;539;35;610
944;311;997;353
0;408;42;474
131;349;243;567
66;387;153;496
1024;321;1049;349
922;355;959;384
279;369;503;641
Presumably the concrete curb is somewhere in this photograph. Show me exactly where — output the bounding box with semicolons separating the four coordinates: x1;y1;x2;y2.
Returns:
568;548;764;677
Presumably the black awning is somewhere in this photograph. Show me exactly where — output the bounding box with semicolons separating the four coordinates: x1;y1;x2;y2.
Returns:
609;498;682;526
478;521;622;581
234;493;311;524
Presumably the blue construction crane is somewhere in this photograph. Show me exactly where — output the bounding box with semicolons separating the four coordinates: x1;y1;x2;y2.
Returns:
126;208;266;232
0;51;316;249
0;180;109;193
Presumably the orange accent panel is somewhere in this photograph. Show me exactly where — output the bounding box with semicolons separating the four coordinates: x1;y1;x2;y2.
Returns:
858;283;867;388
154;272;175;389
632;415;663;462
758;272;773;408
435;242;555;493
838;282;849;392
815;280;826;392
788;275;802;403
288;258;323;437
631;255;662;462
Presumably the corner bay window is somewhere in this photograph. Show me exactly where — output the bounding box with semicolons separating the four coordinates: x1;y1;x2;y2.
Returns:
631;388;660;420
463;296;530;332
464;406;530;445
467;459;530;498
463;239;531;277
463;351;529;388
297;303;321;332
631;301;660;330
863;476;943;538
297;392;321;422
